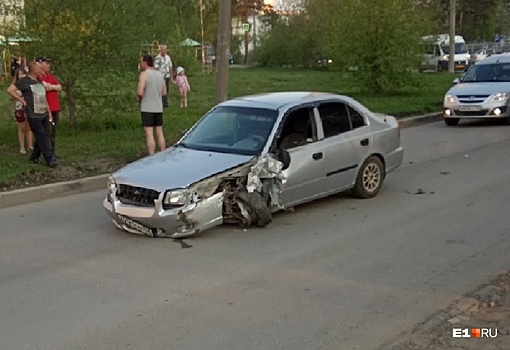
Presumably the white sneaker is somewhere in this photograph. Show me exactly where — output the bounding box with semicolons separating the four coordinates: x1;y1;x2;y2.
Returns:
20;148;27;154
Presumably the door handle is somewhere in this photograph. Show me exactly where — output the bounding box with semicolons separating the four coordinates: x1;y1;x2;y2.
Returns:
312;152;323;160
360;138;369;146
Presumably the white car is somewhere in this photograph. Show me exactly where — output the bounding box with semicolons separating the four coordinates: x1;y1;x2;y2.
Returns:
472;49;495;62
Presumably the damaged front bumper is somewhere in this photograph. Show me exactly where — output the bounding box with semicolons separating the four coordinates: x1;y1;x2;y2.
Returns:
103;191;224;238
103;155;287;238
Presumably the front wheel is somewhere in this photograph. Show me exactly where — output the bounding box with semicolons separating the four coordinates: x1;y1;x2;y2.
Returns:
236;191;272;227
445;118;459;126
352;156;384;199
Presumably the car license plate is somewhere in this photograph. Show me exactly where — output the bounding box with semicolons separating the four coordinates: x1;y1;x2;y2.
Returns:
455;64;465;70
118;215;155;237
458;106;481;111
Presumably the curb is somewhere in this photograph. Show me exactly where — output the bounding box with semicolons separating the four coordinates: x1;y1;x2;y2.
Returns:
0;174;109;209
0;113;443;210
398;112;443;128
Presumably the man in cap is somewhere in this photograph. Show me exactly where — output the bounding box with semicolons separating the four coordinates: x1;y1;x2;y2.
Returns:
36;56;62;157
7;61;56;167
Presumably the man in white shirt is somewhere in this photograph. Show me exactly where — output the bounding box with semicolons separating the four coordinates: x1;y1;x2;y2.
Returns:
154;44;173;108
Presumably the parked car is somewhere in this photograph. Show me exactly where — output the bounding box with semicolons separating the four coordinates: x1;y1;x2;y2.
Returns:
467;49;495;68
103;92;403;238
422;34;470;72
471;49;495;62
443;53;510;126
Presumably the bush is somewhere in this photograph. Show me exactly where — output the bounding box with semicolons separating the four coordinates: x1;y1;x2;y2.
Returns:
254;15;323;68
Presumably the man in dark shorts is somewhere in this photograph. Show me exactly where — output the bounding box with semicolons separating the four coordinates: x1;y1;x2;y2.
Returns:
137;54;167;155
7;61;56;167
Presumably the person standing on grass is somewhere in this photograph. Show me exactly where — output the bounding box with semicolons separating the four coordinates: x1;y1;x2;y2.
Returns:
154;44;173;108
36;56;62;158
7;61;56;168
10;57;20;79
11;67;33;154
137;54;167;156
174;66;190;108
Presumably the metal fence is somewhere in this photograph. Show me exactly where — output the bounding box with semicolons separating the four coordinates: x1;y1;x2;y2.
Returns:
467;40;510;54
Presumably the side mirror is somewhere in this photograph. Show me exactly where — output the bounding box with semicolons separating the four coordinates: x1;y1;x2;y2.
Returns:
453;78;460;84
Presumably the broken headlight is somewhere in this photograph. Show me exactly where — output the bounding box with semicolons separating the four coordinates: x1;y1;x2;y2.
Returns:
163;189;191;209
107;176;117;192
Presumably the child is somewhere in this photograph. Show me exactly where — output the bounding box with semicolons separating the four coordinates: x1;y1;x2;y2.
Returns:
11;67;33;154
174;66;190;108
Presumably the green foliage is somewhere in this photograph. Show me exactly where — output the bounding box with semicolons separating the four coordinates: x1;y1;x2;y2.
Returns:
171;47;201;76
22;0;204;127
254;15;323;67
304;0;433;94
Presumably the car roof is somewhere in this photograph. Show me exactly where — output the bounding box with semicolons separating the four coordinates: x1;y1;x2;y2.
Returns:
476;53;510;65
218;91;345;110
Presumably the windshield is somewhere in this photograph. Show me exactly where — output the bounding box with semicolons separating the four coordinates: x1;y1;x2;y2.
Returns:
461;63;510;83
441;43;468;54
180;106;278;156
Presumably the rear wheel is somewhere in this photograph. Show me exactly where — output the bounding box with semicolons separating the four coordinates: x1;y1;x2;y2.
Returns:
445;118;459;126
352;156;384;199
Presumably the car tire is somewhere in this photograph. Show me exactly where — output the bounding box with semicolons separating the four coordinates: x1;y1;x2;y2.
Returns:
352;156;385;199
445;118;459;126
236;191;272;227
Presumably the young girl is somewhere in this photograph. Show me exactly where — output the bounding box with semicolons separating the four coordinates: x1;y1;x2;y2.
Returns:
174;66;190;108
12;67;33;154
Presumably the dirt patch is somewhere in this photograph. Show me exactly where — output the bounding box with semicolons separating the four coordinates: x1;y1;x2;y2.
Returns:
0;157;128;192
384;270;510;349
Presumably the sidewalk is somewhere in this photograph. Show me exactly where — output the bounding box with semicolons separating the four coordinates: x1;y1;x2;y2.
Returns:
0;113;443;209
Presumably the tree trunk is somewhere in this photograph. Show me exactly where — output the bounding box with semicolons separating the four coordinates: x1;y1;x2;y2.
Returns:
244;31;249;63
65;79;77;129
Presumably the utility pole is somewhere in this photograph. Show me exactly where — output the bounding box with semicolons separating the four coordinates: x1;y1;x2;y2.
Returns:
448;0;456;73
216;0;232;103
199;0;205;68
252;2;257;53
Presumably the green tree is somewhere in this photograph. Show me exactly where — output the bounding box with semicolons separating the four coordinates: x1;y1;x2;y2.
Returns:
307;0;432;94
255;13;323;67
23;0;201;127
427;0;508;42
232;0;264;63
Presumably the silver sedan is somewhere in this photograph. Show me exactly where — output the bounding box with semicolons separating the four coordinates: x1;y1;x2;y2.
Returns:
103;92;403;238
444;53;510;126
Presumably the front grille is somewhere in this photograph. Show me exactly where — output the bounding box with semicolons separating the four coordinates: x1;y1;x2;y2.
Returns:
117;185;160;207
457;95;489;104
454;109;489;116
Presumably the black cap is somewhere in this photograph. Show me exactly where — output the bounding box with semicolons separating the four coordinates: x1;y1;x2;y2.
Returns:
35;56;52;63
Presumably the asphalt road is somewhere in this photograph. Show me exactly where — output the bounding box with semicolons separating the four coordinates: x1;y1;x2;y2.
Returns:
1;119;509;350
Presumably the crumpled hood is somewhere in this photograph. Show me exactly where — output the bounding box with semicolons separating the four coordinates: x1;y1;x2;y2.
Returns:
113;147;254;192
447;82;510;96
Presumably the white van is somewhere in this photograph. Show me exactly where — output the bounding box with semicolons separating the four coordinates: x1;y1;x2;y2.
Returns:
422;34;470;72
